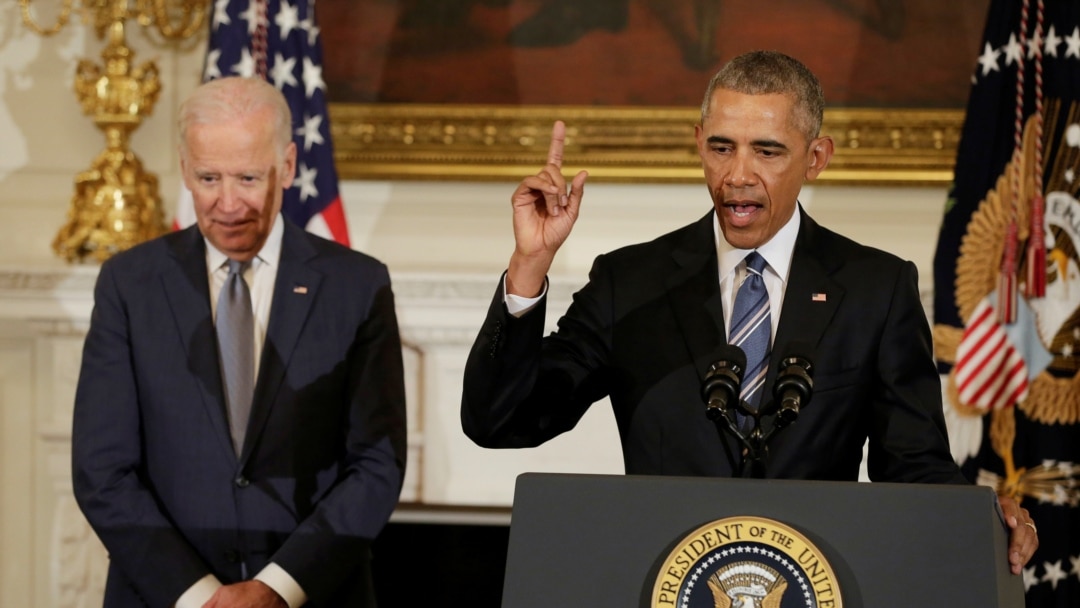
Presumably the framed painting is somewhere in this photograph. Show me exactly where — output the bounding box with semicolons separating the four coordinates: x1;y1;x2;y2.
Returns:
321;0;990;184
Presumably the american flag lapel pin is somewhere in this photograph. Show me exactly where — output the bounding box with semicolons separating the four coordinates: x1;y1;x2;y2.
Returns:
293;285;309;294
811;292;827;302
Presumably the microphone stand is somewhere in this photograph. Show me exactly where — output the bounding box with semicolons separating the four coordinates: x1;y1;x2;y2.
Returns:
709;398;798;479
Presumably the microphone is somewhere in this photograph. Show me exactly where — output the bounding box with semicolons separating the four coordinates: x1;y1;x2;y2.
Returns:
772;343;814;427
702;345;746;420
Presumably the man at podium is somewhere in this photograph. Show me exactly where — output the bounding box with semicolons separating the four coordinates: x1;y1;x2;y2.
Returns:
460;50;1038;574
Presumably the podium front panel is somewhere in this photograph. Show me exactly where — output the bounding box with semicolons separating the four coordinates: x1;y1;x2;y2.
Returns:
503;473;1023;608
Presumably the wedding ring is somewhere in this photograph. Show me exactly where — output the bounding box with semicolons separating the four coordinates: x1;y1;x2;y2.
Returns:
1024;521;1037;534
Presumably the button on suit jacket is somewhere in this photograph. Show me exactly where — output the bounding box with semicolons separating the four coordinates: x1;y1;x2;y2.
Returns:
73;221;407;607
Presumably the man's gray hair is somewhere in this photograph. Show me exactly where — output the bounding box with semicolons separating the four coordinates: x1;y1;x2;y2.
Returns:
700;50;825;142
178;76;293;160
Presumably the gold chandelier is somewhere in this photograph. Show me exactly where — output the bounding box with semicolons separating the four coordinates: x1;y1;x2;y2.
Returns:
19;0;207;262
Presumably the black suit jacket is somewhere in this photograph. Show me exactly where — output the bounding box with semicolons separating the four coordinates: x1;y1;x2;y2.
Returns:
462;209;965;484
72;221;407;607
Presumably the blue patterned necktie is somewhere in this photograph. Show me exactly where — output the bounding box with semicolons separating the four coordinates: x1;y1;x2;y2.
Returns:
217;259;254;456
729;252;772;419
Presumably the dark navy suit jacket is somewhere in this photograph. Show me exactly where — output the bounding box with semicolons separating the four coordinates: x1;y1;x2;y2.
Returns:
73;220;407;607
463;209;966;484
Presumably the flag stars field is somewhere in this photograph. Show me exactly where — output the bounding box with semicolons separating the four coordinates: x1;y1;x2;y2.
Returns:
275;0;300;39
272;53;299;89
976;25;1080;82
297;114;324;151
294;163;318;202
175;0;350;245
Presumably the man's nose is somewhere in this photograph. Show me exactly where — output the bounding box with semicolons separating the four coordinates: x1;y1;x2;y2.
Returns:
724;153;755;187
219;181;243;211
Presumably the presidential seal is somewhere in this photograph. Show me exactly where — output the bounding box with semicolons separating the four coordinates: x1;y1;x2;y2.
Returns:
651;516;841;608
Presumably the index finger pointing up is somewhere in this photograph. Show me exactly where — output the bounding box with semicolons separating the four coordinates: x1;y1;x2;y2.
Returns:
547;120;566;168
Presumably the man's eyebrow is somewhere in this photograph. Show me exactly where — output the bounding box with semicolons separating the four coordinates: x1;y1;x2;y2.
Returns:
753;139;788;150
705;135;790;150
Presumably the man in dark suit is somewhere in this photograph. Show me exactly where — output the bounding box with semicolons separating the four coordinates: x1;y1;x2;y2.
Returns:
72;77;407;607
461;50;1038;573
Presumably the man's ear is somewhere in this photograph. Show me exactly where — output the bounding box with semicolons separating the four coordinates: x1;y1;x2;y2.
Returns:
694;123;707;160
280;141;298;189
805;136;834;181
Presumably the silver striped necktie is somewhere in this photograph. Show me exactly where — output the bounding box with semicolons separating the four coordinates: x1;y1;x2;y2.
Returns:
217;259;254;456
729;251;771;423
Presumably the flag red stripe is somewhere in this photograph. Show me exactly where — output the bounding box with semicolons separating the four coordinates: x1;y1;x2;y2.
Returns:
320;197;350;248
956;330;1006;392
966;339;1013;402
955;304;996;368
983;357;1027;408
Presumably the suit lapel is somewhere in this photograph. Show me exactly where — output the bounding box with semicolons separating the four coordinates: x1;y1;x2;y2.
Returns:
667;213;728;383
768;211;844;389
241;222;322;464
160;227;237;461
664;209;844;474
666;210;844;392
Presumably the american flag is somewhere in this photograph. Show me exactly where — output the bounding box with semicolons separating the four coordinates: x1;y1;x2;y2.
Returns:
953;296;1031;411
174;0;350;246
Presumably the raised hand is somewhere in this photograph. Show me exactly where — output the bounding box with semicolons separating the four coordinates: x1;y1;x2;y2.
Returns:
507;120;588;297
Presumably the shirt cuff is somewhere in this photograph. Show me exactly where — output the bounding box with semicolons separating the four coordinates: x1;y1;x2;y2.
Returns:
174;574;222;608
503;275;547;318
255;562;307;608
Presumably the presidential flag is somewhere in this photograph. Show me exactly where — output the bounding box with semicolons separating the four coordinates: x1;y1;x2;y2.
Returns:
933;1;1080;605
175;0;350;246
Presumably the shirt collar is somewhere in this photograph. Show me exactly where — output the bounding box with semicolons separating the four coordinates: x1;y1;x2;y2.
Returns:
205;213;284;272
714;203;801;282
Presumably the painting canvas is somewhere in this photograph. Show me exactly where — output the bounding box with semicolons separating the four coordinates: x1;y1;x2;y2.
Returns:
319;0;991;183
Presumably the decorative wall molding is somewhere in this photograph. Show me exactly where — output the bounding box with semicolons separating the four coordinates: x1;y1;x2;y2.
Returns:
331;104;962;185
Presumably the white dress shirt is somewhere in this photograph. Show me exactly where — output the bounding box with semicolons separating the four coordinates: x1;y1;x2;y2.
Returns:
175;215;307;608
714;208;800;343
